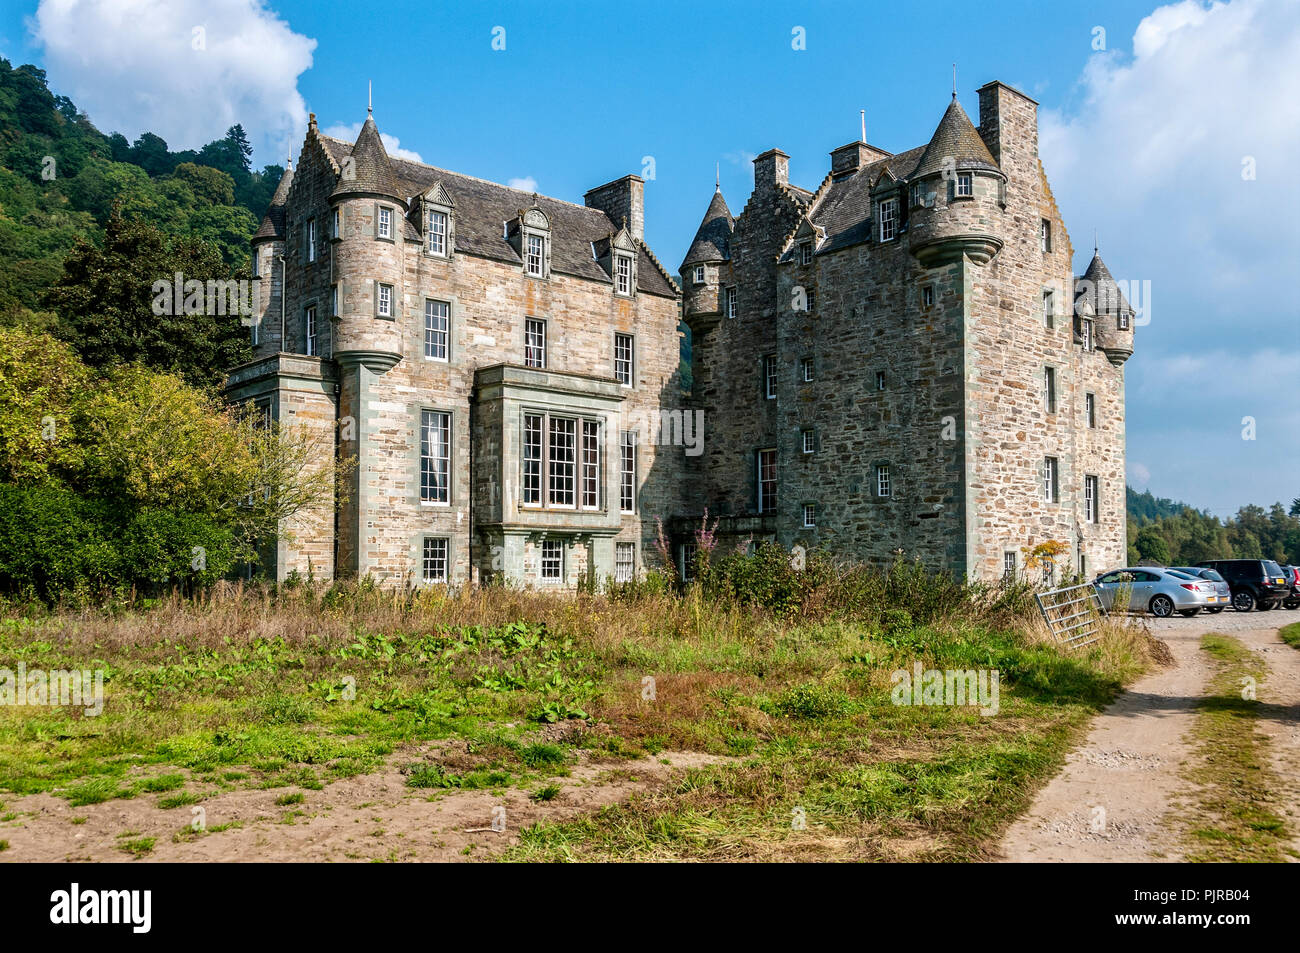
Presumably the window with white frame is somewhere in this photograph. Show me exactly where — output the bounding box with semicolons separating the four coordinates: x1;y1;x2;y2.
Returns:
1044;366;1057;414
1043;456;1059;503
526;233;545;276
548;417;576;507
420;410;451;504
1085;475;1099;523
251;314;259;346
757;448;777;514
524;318;546;368
377;283;394;318
523;414;543;505
1003;551;1017;580
922;285;935;308
425;299;449;361
540;540;563;582
680;540;698;581
377;206;393;240
615;542;635;583
1082;318;1094;351
876;370;886;391
614;333;634;387
331;208;340;240
726;287;737;319
799;242;813;265
427;209;448;256
912;183;925;207
800;357;814;382
878;198;898;241
422;537;449;583
306;219;317;262
1086;392;1097;429
581;420;601;509
803;503;816;528
305;305;317;356
876;464;891;497
1040;218;1052;253
1118;312;1131;331
693;265;705;284
1042;290;1054;329
955;172;972;197
615;254;632;295
763;354;777;399
620;431;635;513
802;429;815;454
805;289;816;312
332;283;339;318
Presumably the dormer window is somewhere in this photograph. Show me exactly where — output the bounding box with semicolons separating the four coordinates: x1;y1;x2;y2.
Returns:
799;242;813;265
526;234;545;276
878;198;898;242
955;173;973;198
377;206;393;240
693;265;706;284
427;209;448;256
615;254;632;296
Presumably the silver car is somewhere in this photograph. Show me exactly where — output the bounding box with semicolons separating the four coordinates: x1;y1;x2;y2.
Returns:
1169;566;1231;614
1093;567;1218;618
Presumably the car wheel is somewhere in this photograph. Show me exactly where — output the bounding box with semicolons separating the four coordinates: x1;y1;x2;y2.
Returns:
1285;598;1300;610
1150;595;1175;618
1258;600;1274;611
1232;590;1255;612
1207;607;1225;614
1178;609;1200;617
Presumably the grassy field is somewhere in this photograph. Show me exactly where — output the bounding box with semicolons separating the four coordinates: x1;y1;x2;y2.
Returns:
1280;620;1300;651
0;573;1160;861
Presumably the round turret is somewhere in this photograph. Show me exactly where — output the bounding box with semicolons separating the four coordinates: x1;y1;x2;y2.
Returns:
1079;251;1134;366
680;187;734;331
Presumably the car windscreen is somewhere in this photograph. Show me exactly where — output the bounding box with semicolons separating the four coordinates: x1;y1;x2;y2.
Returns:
1199;569;1224;581
1264;560;1284;576
1165;570;1196;579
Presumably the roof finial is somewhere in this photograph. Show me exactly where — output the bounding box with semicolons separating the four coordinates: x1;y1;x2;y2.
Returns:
1094;229;1098;255
367;80;373;116
860;109;866;143
952;63;957;100
715;162;720;192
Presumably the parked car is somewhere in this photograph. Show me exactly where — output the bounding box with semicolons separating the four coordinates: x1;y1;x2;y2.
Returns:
1194;559;1291;612
1093;567;1218;618
1283;565;1300;610
1169;567;1231;614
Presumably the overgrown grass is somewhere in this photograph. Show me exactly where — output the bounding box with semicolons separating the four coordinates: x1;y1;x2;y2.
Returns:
1177;634;1293;862
1280;621;1300;651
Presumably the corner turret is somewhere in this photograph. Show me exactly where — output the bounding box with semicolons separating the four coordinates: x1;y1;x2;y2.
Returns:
679;185;734;332
1078;250;1134;365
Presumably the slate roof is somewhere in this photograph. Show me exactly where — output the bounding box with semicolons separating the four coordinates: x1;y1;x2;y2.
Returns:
316;133;676;297
680;189;734;268
330;116;401;201
807;145;926;255
252;162;294;241
1079;252;1132;313
911;99;1000;179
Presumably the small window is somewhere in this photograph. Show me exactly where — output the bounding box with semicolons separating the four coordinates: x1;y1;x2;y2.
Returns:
799;242;813;265
525;318;546;368
805;289;816;312
377;283;394;318
1003;551;1017;580
955;172;972;197
922;285;934;308
425;299;449;361
420;410;451;504
331;208;340;240
726;287;738;319
1118;312;1131;331
802;429;815;454
250;314;259;346
1040;219;1052;253
377;206;393;240
1081;318;1094;351
526;233;545;276
912;183;925;207
680;540;698;582
693;265;706;284
252;249;261;278
876;371;886;391
332;283;340;318
619;431;636;513
876;464;891;497
540;540;563;582
763;354;777;399
614;333;634;387
1044;367;1056;414
1043;456;1059;503
1078;546;1086;579
800;357;814;382
427;209;448;256
615;254;632;295
878;198;898;242
422;537;449;583
1085;474;1099;523
305;305;317;356
306;218;317;262
615;542;635;583
1042;290;1055;329
803;503;816;528
757;448;777;514
1086;393;1096;428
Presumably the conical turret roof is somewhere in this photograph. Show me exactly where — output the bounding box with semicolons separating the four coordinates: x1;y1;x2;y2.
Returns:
681;188;734;269
252;161;294;241
910;98;1000;180
1080;251;1132;314
331;115;401;201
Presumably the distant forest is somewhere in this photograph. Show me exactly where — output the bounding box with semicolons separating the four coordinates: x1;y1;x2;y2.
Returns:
1124;487;1299;567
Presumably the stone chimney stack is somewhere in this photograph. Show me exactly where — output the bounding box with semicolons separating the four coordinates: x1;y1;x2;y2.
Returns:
752;148;789;192
976;81;1039;179
584;175;645;242
829;141;890;177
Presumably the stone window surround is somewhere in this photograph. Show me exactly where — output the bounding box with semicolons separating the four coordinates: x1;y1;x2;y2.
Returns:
615;541;636;583
801;428;816;454
1042;288;1055;329
873;462;892;499
1085;392;1097;428
540;538;564;582
524;317;547;368
425;204;453;259
1042;455;1061;504
421;535;450;583
375;281;397;320
693;265;706;285
953;172;973;199
521;223;551;279
763;354;777;399
416;407;455;508
799;241;814;266
921;284;935;309
726;286;738;319
520;408;607;513
1044;365;1057;414
800;356;814;382
424;297;454;363
375;203;396;243
1085;473;1100;523
303;303;319;357
1040;218;1052;253
614;252;634;297
802;502;816;528
330;207;341;241
613;331;635;388
877;197;899;242
305;217;317;263
619;429;636;514
757;447;777;515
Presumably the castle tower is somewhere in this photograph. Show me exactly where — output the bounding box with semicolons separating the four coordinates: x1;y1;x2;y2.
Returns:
1079;250;1135;365
250;158;294;351
680;184;734;330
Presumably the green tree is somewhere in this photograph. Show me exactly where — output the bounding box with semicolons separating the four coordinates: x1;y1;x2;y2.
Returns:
1134;527;1170;564
171;162;235;206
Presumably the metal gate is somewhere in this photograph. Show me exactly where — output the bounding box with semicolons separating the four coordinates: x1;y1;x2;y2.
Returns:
1035;583;1107;649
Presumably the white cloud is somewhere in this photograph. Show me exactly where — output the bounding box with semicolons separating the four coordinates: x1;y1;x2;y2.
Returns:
320;122;423;164
507;176;538;193
1127;462;1152;488
31;0;315;166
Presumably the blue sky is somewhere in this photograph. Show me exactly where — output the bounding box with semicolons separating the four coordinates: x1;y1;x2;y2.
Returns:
3;0;1297;517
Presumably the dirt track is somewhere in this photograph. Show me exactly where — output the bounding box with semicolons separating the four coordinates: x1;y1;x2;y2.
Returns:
998;615;1300;862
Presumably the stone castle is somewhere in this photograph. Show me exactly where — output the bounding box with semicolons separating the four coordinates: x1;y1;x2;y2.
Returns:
227;79;1133;587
